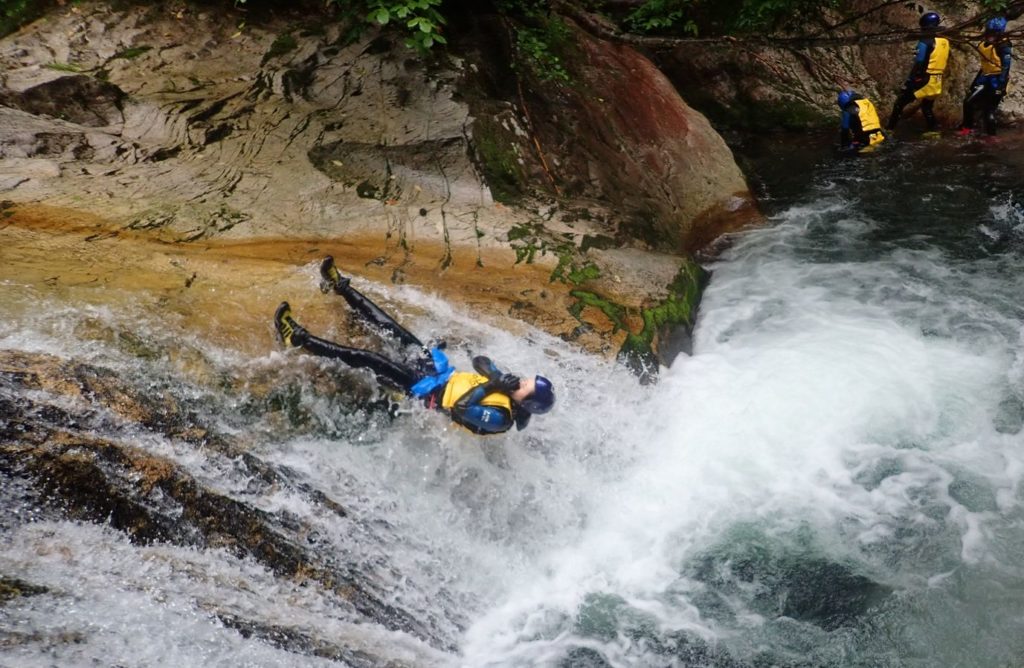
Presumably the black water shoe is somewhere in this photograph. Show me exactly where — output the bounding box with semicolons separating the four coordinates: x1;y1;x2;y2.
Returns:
274;301;306;347
319;255;351;294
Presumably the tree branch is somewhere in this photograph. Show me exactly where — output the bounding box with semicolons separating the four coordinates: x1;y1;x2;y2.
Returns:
808;0;905;38
554;0;1024;50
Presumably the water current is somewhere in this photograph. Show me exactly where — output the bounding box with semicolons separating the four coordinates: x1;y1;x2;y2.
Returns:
4;131;1024;667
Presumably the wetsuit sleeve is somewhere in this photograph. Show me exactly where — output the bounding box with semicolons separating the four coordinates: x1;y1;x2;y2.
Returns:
451;383;514;433
908;40;929;81
839;110;853;147
998;42;1012;89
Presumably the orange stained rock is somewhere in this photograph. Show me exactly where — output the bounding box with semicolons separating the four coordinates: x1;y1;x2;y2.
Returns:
1;203;619;356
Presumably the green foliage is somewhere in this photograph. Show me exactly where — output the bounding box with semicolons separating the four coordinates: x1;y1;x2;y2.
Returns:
494;0;550;16
347;0;448;51
625;0;840;36
1;0;42;37
264;33;297;61
732;0;838;32
497;1;574;83
113;45;153;60
627;0;698;35
45;62;83;72
515;18;572;83
230;0;445;52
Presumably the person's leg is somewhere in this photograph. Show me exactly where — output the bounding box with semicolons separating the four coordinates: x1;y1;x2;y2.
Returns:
920;99;937;130
320;256;425;350
961;96;974;129
887;88;916;130
983;108;997;135
961;83;984;129
297;334;420;391
983;91;1000;135
274;302;419;392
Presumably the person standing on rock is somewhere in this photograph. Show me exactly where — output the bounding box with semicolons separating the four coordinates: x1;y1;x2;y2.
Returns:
887;11;949;133
274;257;555;435
959;17;1013;136
837;90;886;152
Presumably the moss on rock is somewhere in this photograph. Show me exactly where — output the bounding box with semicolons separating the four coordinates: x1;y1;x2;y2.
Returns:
471;115;526;204
263;33;298;64
569;258;709;382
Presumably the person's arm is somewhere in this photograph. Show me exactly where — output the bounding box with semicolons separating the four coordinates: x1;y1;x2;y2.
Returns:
451;376;516;433
997;42;1012;92
839;109;853;147
907;40;929;82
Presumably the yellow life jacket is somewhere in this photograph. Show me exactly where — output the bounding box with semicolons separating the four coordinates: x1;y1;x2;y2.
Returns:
440;372;513;434
441;372;512;412
855;99;882;133
913;76;943;99
926;37;950;74
978;40;1005;75
849;98;885;150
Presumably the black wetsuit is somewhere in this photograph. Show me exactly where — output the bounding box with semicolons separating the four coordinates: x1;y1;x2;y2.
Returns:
962;37;1013;135
290;284;517;434
293;284;429;391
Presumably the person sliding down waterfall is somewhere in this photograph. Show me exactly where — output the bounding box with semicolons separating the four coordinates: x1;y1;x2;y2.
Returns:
274;257;555;435
886;11;949;133
837;90;886;153
959;16;1013;136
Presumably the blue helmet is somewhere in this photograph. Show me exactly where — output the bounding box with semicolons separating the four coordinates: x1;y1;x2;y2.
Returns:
986;17;1007;33
837;90;855;108
919;12;940;28
519;375;554;415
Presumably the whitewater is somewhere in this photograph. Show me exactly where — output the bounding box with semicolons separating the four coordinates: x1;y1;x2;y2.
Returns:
3;135;1024;667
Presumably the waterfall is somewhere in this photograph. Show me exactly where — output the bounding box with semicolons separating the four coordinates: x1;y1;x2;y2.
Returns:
4;136;1024;667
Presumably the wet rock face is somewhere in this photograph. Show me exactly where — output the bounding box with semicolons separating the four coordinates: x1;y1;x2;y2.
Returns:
0;576;47;603
0;350;460;654
0;3;490;241
554;21;760;252
0;2;741;368
456;13;760;253
308;136;475;205
0;74;126;127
